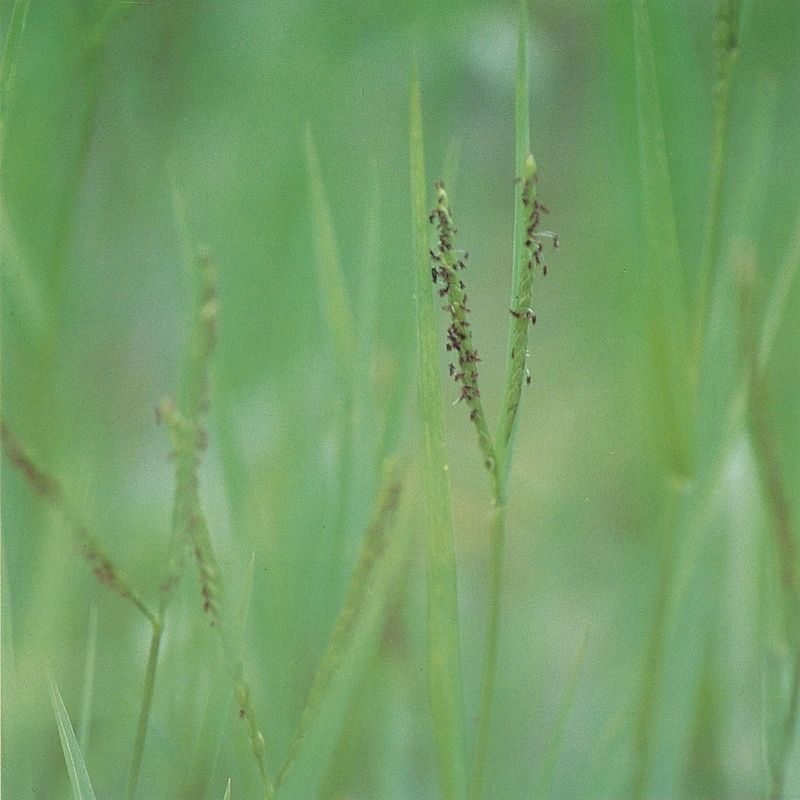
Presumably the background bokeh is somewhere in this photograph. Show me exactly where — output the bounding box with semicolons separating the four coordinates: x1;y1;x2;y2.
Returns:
2;1;799;798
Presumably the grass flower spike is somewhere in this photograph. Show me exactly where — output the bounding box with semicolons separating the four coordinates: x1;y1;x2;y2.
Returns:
430;181;495;473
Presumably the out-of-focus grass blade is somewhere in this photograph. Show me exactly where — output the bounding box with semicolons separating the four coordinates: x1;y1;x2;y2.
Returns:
187;553;257;794
358;164;381;379
232;552;256;643
306;126;360;591
306;126;357;377
632;0;691;479
48;676;98;800
534;632;588;800
78;603;98;753
0;0;31;116
409;65;468;800
223;777;232;800
275;460;410;797
0;195;46;336
756;212;800;376
693;0;741;366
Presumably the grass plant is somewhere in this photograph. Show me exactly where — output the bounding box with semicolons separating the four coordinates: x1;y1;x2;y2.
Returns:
2;1;799;798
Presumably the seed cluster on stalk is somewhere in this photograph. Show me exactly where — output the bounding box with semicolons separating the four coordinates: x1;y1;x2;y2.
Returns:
508;154;559;389
520;161;558;280
429;181;482;410
428;180;498;472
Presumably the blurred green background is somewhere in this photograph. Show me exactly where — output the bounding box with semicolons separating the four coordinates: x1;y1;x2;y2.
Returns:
2;1;799;798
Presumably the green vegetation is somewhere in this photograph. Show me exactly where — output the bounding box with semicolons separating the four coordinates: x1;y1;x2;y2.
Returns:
2;1;799;798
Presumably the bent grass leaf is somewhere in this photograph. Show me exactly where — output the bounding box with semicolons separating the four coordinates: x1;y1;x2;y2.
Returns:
306;126;357;377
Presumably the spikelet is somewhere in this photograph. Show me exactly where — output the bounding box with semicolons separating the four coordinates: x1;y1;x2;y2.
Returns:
429;182;496;473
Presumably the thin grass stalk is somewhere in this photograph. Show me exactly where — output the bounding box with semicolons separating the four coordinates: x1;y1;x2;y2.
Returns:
691;0;741;375
471;4;533;796
410;64;469;800
305;127;357;379
0;0;32;144
124;620;162;800
306;129;360;593
157;251;275;800
77;603;98;753
430;161;550;798
494;0;532;485
275;460;404;788
631;0;691;479
0;422;157;624
756;211;800;376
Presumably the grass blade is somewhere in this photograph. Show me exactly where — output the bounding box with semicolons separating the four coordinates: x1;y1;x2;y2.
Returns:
692;0;742;367
276;460;405;789
48;676;98;800
306;125;357;377
78;603;98;753
306;127;361;591
0;0;31;167
223;778;232;800
632;0;692;479
495;0;532;480
756;211;800;376
410;65;468;800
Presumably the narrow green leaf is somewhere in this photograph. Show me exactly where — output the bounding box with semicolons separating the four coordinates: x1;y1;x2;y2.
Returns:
48;677;98;800
756;212;800;376
78;603;98;753
306;126;357;376
632;0;692;479
0;195;46;336
692;0;742;366
223;778;232;800
410;65;468;800
0;0;31;126
495;0;532;486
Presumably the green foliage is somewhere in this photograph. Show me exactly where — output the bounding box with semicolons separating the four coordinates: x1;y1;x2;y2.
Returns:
48;677;98;800
2;2;799;799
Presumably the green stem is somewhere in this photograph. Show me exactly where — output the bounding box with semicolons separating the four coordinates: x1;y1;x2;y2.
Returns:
470;499;506;800
691;0;741;378
471;5;538;795
125;616;163;800
495;0;531;480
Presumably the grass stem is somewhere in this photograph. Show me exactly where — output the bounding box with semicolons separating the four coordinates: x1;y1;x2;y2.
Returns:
470;501;506;800
691;0;741;376
124;617;163;800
